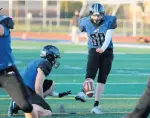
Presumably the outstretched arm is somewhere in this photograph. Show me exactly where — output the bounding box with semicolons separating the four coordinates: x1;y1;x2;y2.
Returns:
0;24;4;36
35;68;45;98
47;90;72;98
58;90;72;98
43;80;71;98
78;2;89;18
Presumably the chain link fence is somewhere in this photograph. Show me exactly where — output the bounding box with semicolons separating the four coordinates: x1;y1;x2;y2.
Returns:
12;17;150;36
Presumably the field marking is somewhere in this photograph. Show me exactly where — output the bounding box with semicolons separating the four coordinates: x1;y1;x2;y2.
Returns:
114;43;150;49
54;82;146;85
12;46;39;50
0;111;128;117
0;97;139;100
49;73;150;76
64;51;150;55
0;93;142;98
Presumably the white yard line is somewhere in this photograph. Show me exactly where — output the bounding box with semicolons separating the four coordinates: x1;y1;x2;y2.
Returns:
49;73;150;76
54;82;146;85
12;46;39;50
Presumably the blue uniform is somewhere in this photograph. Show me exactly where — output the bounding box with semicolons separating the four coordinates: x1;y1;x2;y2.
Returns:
0;20;34;113
0;24;14;70
21;58;52;91
78;15;117;49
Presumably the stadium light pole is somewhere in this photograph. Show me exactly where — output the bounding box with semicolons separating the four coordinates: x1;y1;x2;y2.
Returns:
9;0;12;17
43;0;47;29
57;0;60;26
25;0;29;32
27;12;32;32
132;1;137;36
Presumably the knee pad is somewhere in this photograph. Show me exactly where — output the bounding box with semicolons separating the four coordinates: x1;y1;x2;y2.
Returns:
20;101;33;113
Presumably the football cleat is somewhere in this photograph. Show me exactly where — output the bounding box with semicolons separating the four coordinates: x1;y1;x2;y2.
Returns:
8;100;19;117
91;106;103;114
75;91;87;102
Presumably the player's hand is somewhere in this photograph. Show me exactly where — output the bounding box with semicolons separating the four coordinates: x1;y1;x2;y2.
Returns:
58;90;72;98
96;48;103;53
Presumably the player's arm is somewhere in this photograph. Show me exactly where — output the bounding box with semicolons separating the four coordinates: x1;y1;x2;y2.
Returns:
0;24;10;36
78;3;89;18
47;90;71;98
35;68;45;98
77;3;89;32
96;17;117;53
43;80;71;98
35;60;52;98
100;29;114;52
0;24;4;36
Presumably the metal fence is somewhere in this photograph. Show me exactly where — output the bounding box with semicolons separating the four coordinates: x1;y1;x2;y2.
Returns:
13;17;150;36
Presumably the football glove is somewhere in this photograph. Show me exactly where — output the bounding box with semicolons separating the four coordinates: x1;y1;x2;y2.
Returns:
58;90;71;98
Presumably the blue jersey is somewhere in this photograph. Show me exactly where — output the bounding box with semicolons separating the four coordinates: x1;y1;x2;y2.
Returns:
0;24;14;70
21;58;52;91
78;15;117;49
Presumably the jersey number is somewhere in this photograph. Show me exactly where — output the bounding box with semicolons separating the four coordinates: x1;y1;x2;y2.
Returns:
90;33;105;46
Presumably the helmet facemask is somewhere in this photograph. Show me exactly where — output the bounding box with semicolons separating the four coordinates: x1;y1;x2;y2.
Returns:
40;49;60;69
89;3;105;26
90;12;104;26
53;58;60;69
46;54;60;69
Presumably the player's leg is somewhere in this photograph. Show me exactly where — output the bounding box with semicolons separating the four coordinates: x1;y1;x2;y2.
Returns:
75;48;99;102
43;79;56;98
33;104;52;117
8;79;54;115
124;77;150;118
30;92;52;111
8;88;52;117
30;92;52;117
1;66;38;118
91;49;113;114
8;87;52;117
8;99;21;116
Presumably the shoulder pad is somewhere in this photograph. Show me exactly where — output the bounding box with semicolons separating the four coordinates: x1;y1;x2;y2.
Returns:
0;15;14;29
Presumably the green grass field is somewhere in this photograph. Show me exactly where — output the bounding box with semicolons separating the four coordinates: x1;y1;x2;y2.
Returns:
0;40;150;118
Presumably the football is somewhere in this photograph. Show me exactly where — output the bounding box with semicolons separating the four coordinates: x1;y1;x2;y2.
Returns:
83;78;95;97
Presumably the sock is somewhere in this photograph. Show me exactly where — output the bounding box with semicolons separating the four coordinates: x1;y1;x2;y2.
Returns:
95;83;105;101
94;101;99;107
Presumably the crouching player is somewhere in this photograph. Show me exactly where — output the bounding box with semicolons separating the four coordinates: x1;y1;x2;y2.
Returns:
8;45;71;117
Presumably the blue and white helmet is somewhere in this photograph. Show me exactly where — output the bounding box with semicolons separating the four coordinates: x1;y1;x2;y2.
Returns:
89;3;105;15
40;45;60;68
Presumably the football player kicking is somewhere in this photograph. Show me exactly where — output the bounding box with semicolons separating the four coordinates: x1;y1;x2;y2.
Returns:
75;3;117;114
8;45;71;117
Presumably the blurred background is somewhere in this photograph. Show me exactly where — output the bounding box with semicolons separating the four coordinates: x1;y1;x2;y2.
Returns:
0;0;150;40
0;1;150;118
